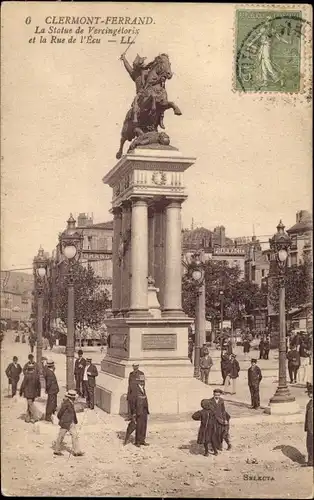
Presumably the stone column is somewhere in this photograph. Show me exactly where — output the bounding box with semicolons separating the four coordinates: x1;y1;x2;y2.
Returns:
129;198;149;316
163;200;184;316
153;202;165;308
120;201;132;314
148;206;155;279
111;207;122;315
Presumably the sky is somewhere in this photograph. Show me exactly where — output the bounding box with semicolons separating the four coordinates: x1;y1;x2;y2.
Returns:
1;2;312;272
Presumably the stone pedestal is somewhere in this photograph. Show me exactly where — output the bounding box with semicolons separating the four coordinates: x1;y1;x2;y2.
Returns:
98;145;198;415
265;400;300;415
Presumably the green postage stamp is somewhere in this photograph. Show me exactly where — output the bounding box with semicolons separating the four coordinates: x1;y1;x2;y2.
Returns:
235;9;310;92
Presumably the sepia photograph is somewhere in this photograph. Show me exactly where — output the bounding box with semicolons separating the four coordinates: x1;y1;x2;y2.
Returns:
1;2;313;498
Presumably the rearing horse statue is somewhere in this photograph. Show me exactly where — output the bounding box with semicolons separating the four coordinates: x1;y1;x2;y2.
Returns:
116;53;182;159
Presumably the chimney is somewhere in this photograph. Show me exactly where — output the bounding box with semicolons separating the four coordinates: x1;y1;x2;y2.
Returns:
78;213;88;227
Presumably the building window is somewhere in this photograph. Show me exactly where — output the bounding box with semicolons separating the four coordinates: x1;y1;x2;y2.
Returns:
262;269;265;278
88;236;93;250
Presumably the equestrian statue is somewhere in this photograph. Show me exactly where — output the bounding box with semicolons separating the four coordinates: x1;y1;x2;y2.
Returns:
116;52;182;159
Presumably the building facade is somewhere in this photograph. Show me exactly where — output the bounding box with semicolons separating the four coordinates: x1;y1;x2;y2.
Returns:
287;210;312;266
0;271;33;327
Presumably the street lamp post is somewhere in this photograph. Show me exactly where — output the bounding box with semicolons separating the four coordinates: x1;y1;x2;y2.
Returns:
33;246;49;385
59;214;83;391
220;290;224;352
189;251;206;379
268;220;298;414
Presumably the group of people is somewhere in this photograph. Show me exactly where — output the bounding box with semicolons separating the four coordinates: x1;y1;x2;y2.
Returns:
258;336;270;360
5;349;99;456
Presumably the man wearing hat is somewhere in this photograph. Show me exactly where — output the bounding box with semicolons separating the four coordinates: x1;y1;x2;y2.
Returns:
207;389;229;453
224;354;240;395
19;363;41;423
248;359;263;409
74;350;86;397
54;389;84;457
127;364;144;419
82;357;98;409
124;374;150;447
44;359;59;422
304;384;313;466
200;348;213;385
5;356;22;397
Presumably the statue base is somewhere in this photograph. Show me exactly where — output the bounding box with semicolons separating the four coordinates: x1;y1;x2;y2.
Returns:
95;315;212;414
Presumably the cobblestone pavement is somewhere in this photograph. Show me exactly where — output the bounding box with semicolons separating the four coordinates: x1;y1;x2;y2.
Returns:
1;334;313;498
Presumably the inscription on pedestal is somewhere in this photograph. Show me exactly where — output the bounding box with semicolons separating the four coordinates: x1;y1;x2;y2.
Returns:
142;334;177;350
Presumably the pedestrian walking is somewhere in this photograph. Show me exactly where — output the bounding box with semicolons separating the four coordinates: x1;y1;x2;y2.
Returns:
29;334;36;354
74;350;86;397
259;338;265;360
5;356;22;397
298;340;310;384
124;374;149;447
192;399;216;456
303;384;313;467
44;359;59;422
54;390;84;457
19;364;41;423
127;363;144;419
263;337;270;360
200;348;213;385
248;359;262;409
287;346;301;384
82;357;98;409
224;354;240;395
243;338;250;355
226;339;233;356
23;354;39;374
220;351;230;385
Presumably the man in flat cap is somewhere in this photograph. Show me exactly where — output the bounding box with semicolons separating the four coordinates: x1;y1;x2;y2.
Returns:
304;384;313;466
207;388;229;453
127;363;144;420
248;359;263;409
82;357;98;409
44;359;59;423
74;350;86;397
124;373;150;447
54;389;84;457
19;363;41;423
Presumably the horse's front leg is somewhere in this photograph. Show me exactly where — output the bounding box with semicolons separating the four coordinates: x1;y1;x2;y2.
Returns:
167;101;182;116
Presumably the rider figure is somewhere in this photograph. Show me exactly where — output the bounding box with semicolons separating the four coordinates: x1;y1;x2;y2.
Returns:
120;53;165;129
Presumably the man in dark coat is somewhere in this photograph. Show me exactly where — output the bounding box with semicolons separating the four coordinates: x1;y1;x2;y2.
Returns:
29;334;36;354
19;364;41;423
259;338;265;359
54;390;84;456
5;356;22;397
74;350;86;397
243;338;250;355
304;384;313;466
192;399;215;456
44;359;59;422
287;346;301;384
82;357;98;409
263;337;270;360
224;354;240;395
248;359;263;409
220;351;230;385
127;364;144;419
200;348;213;385
124;374;149;447
207;389;229;454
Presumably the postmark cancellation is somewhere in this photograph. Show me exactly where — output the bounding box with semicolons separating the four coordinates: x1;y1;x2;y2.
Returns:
234;5;312;95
